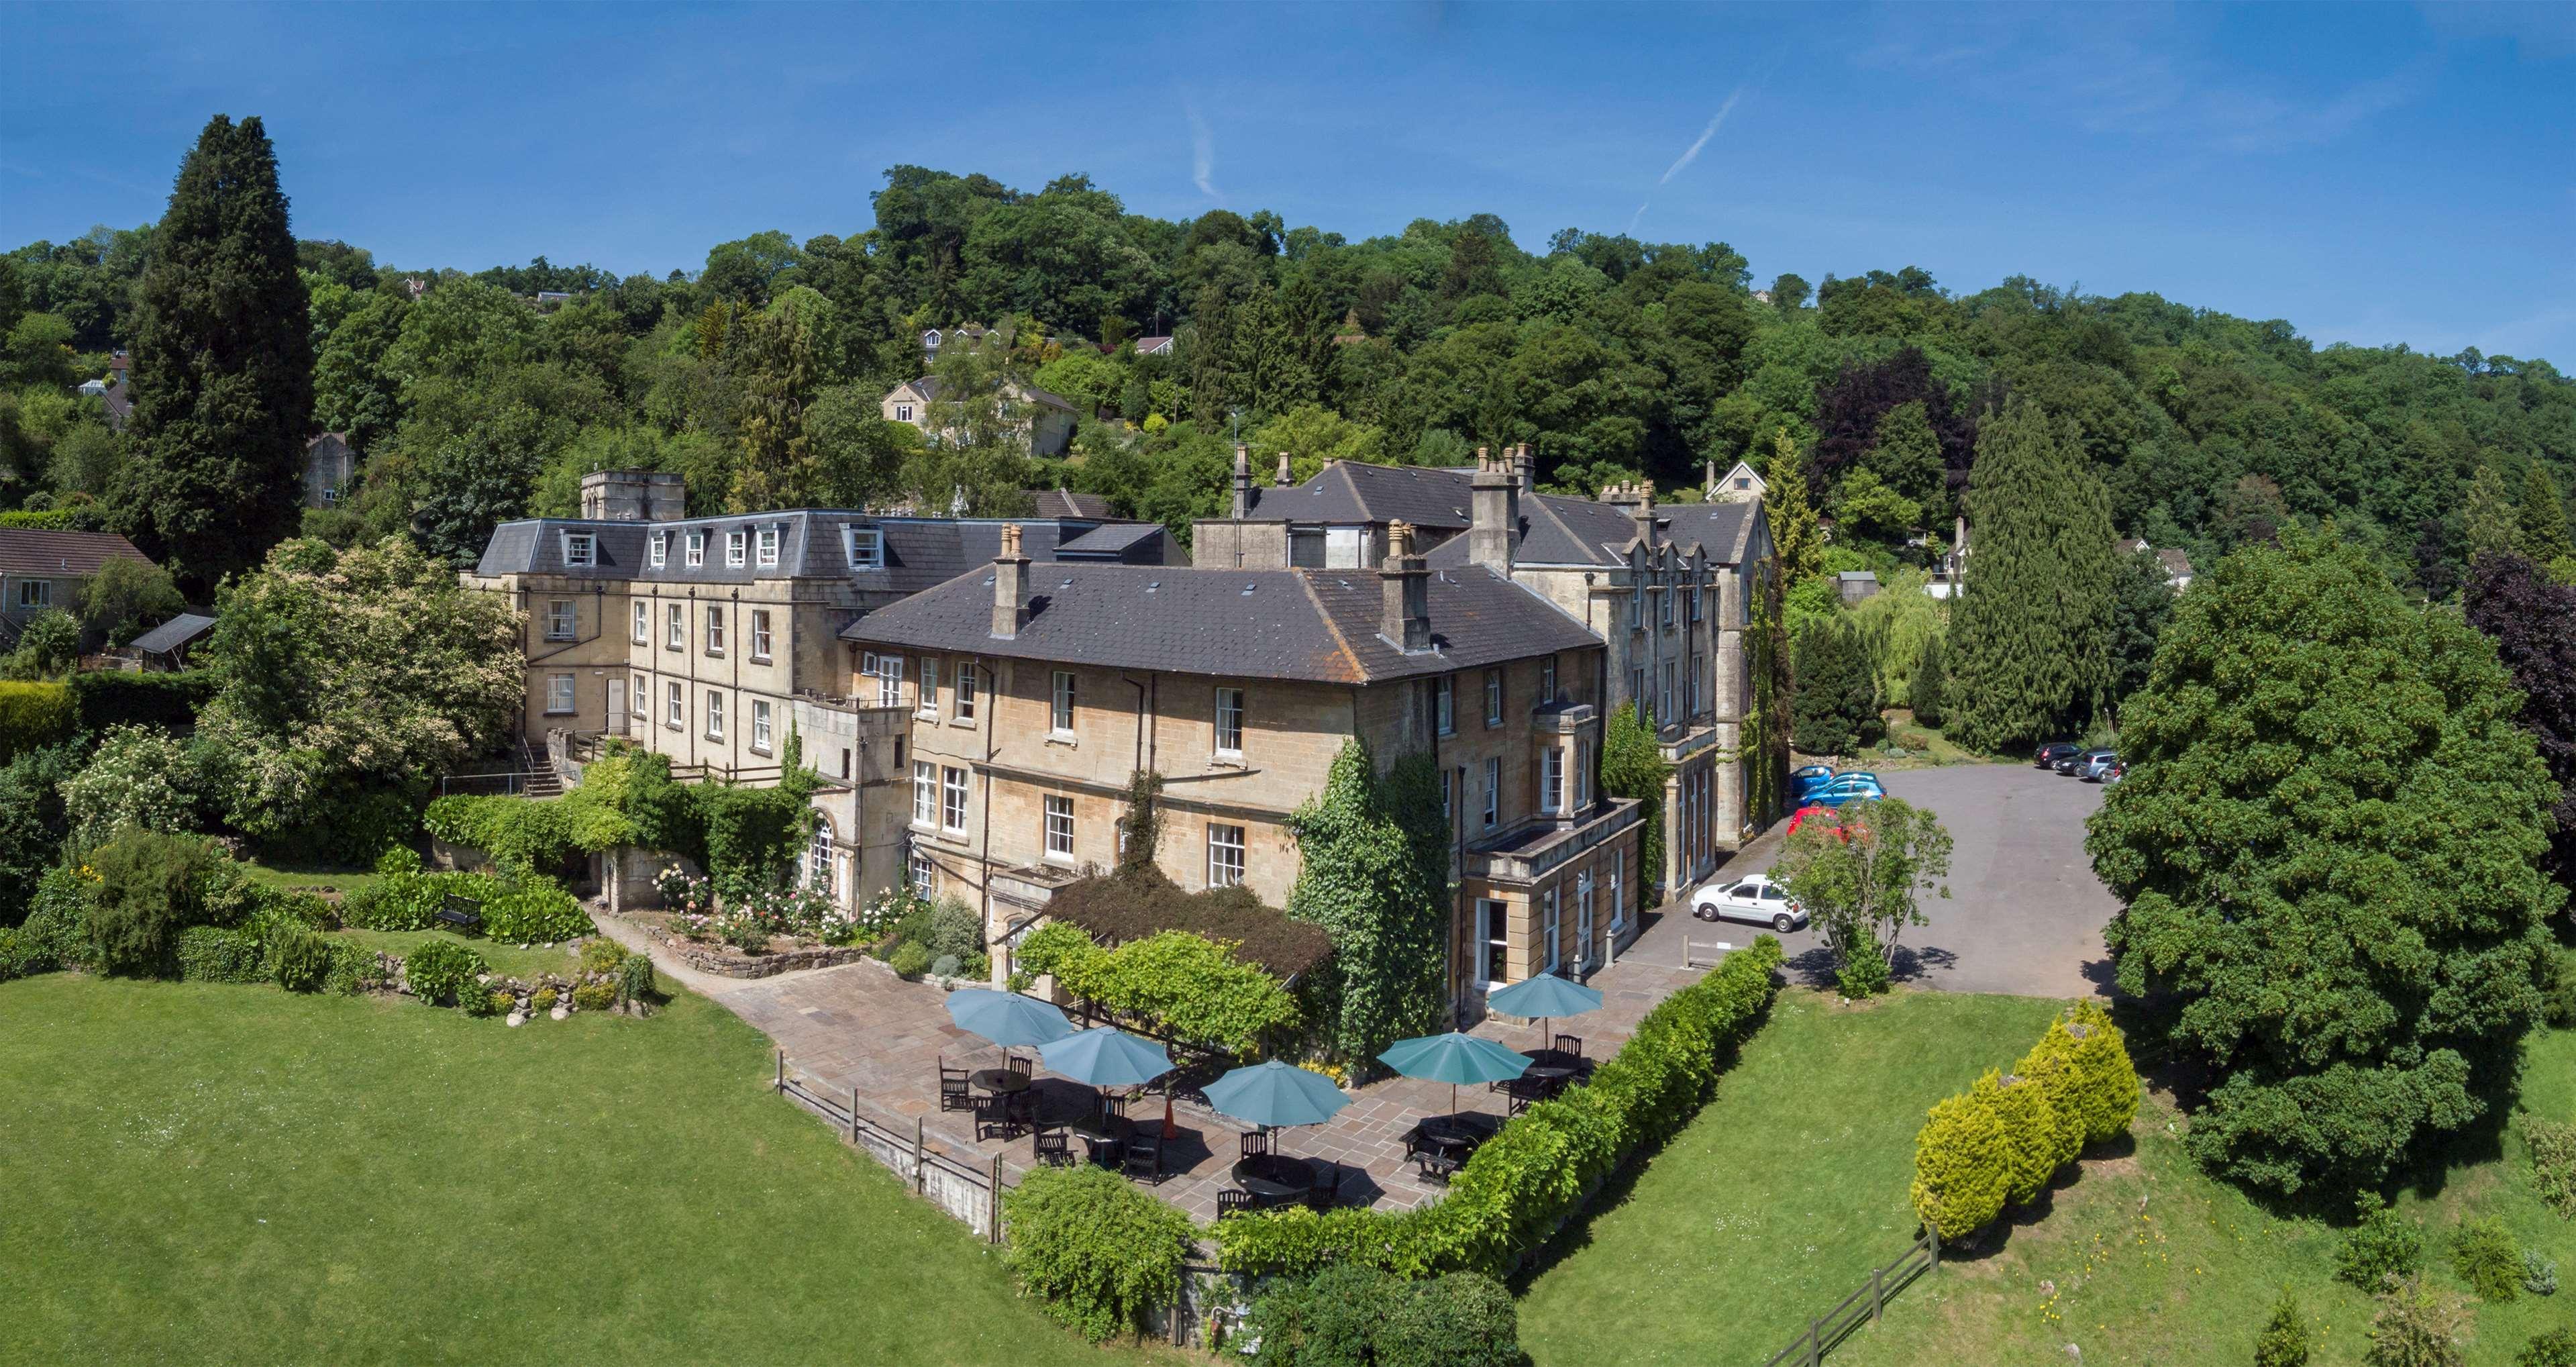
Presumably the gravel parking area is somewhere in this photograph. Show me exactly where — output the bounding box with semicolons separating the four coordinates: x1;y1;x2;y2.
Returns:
1683;762;2121;999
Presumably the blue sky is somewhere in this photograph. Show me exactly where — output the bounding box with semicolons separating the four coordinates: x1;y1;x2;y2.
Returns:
7;1;2572;360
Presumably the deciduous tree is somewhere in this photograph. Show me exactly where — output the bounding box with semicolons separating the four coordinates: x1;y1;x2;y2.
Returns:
1775;795;1951;992
2463;553;2576;924
2090;529;2562;1195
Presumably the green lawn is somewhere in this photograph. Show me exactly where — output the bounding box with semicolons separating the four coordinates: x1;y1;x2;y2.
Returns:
1518;988;2575;1367
0;972;1176;1366
334;926;586;982
236;858;380;899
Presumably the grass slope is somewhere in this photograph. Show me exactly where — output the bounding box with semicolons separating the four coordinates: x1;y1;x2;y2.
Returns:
0;972;1171;1366
1518;987;2575;1367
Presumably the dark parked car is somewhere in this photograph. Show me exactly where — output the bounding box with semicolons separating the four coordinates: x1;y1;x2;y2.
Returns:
2034;742;2081;769
2056;746;2116;775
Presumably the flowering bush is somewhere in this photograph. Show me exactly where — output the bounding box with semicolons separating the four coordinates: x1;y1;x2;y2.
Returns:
654;864;715;916
856;888;927;943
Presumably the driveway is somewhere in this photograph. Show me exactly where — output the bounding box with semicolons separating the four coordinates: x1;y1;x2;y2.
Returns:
1683;763;2120;1000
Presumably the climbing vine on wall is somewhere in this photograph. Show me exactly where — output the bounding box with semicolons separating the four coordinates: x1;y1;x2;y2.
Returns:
1286;739;1451;1067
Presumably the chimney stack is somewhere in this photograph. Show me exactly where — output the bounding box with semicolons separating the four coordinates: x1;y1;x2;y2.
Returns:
1512;442;1536;496
1630;480;1658;548
1275;450;1293;487
1379;519;1433;653
1467;446;1519;573
992;522;1031;639
1704;458;1718;499
1231;443;1255;520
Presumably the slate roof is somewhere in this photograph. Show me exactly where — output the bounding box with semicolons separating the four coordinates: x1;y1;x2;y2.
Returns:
1029;488;1113;519
131;612;217;654
102;380;131;430
1423;491;1764;570
1252;460;1478;529
1655;501;1761;565
900;377;1078;413
473;511;1167;588
1055;522;1166;556
0;527;153;578
842;562;1598;685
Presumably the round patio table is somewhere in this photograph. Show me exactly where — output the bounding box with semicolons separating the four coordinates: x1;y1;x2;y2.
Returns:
1230;1153;1315;1206
970;1068;1031;1096
1523;1049;1581;1082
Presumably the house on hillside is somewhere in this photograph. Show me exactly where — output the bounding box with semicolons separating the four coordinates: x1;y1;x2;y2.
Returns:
0;527;154;628
2116;538;2196;590
845;519;1643;1011
303;433;359;508
1192;444;1779;898
880;376;1079;456
1705;458;1766;503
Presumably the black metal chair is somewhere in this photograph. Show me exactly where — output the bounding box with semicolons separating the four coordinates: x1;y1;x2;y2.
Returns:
1553;1033;1584;1058
937;1063;974;1113
1216;1188;1253;1219
1122;1133;1163;1184
1005;1053;1034;1078
1033;1126;1074;1167
1302;1160;1342;1211
975;1092;1017;1142
1240;1129;1272;1160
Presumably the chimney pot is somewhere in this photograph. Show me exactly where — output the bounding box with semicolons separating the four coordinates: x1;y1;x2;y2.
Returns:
992;524;1031;638
1276;450;1292;487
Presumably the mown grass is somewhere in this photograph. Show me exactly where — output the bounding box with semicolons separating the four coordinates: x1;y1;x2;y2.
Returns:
0;972;1178;1366
236;858;380;898
1516;986;2575;1367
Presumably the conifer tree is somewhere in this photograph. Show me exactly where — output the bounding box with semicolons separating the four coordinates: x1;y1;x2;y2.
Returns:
115;115;313;595
1792;620;1878;756
2518;463;2573;566
1763;428;1824;589
2464;465;2522;563
1946;400;2115;752
1909;633;1947;728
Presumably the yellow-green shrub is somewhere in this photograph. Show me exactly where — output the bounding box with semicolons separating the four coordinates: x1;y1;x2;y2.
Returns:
1911;1085;2009;1241
2052;1000;2139;1145
1983;1068;2061;1205
2015;1028;2088;1172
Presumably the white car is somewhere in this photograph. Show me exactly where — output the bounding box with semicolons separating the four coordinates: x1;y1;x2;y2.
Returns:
1691;874;1808;933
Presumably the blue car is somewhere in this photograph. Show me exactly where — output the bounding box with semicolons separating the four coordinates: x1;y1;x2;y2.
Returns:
1809;774;1887;808
1790;764;1837;802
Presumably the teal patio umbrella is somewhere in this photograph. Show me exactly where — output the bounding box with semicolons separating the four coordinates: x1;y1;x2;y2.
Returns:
944;988;1074;1052
1204;1060;1352;1135
1484;972;1604;1046
1038;1026;1174;1088
1378;1031;1532;1117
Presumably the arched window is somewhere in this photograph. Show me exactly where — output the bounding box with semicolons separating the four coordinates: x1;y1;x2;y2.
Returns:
807;821;836;897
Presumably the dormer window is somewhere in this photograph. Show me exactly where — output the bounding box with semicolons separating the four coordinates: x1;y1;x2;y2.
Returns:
561;531;596;567
756;526;780;568
845;525;883;569
650;531;668;568
726;530;747;567
685;531;705;567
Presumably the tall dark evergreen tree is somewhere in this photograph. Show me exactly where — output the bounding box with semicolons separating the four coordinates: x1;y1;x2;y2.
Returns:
2518;463;2573;566
2464;553;2576;926
2106;548;2177;720
116;115;313;595
1947;399;2116;752
1908;634;1947;728
1793;620;1878;756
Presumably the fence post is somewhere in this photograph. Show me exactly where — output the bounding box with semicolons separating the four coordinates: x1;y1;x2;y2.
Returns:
774;1049;784;1094
1927;1225;1939;1270
912;1116;925;1193
1806;1319;1822;1367
848;1084;860;1146
1870;1262;1884;1320
987;1152;1004;1244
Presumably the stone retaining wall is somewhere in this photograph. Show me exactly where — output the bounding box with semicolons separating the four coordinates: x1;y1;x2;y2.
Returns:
607;907;869;980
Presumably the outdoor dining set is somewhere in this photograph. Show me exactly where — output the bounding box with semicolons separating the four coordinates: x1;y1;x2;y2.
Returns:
933;968;1607;1211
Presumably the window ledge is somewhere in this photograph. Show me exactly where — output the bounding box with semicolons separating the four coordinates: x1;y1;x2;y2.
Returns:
1045;731;1078;747
541;709;576;717
1210;752;1245;768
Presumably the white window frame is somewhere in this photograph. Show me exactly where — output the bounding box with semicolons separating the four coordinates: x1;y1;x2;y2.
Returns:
1541;656;1556;703
941;766;969;833
955;662;977;722
562;531;596;568
912;760;937;827
752;699;772;753
1661;578;1675;626
751;609;772;661
1043;795;1075;863
650;531;668;568
1206;823;1246;889
631;600;648;644
895;403;914;423
1608;848;1626;936
1050;670;1076;736
845;525;882;568
726;529;748;567
1542;746;1565;815
1214;687;1244;758
908;850;934;895
1441;767;1454;821
808;822;835;895
1576;740;1592;809
666;603;685;650
705;690;724;740
705;605;725;655
1434;676;1454;736
1483;670;1502;727
1482;756;1500;829
1660;661;1675;723
685;531;705;567
876;655;905;709
1628;583;1643;629
666;681;684;729
545;599;576;641
545;673;575;715
1478;898;1510;988
916;659;939;719
756;526;779;568
1576;870;1596;970
1543;887;1562;973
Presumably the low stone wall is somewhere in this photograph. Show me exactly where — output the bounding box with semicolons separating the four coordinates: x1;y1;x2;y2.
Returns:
609;907;868;980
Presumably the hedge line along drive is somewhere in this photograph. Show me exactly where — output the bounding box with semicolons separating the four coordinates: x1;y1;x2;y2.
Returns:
1216;935;1783;1279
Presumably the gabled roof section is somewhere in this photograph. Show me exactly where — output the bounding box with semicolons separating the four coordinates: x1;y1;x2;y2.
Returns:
841;562;1596;685
1288;462;1476;530
0;527;153;578
131;612;217;654
1657;501;1763;566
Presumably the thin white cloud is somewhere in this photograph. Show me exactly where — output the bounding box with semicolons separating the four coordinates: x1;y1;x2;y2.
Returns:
1659;90;1743;185
1186;103;1221;203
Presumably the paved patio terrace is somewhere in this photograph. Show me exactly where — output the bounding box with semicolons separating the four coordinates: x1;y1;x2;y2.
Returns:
697;899;1733;1224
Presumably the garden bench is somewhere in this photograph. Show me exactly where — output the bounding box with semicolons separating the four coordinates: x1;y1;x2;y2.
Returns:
436;895;483;932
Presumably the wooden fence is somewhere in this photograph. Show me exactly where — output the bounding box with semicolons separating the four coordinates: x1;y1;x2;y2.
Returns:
1760;1227;1939;1367
773;1051;1011;1242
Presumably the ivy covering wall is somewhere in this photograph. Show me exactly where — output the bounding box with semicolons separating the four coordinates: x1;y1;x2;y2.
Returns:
1285;739;1451;1066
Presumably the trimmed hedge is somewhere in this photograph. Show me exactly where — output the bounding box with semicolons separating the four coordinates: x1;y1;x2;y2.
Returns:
67;671;213;733
480;882;594;943
1216;935;1784;1278
0;682;77;765
423;793;582;875
176;925;269;984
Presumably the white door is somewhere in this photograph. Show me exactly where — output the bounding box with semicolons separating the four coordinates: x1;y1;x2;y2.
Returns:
1575;871;1595;971
1542;889;1561;974
1476;899;1510;988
